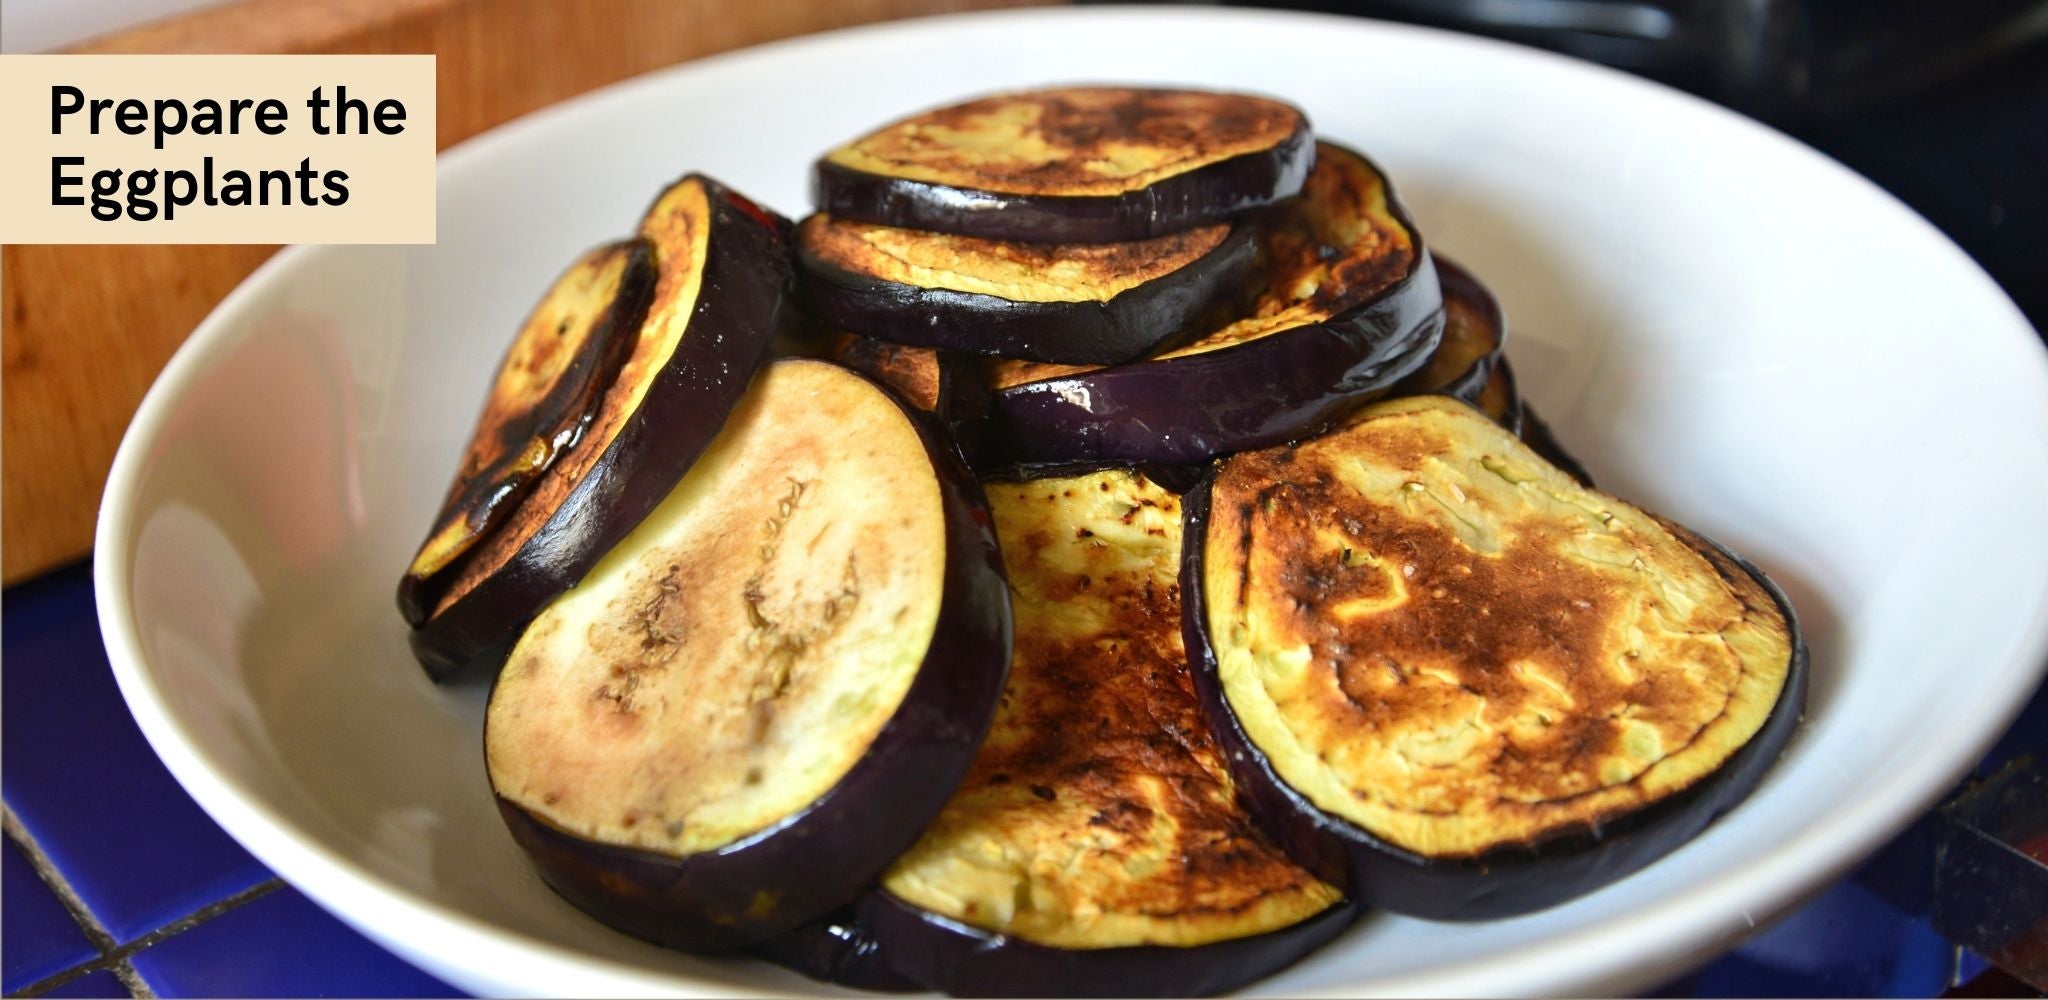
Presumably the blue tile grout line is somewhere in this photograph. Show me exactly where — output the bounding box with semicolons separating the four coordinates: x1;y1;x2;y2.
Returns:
4;804;284;999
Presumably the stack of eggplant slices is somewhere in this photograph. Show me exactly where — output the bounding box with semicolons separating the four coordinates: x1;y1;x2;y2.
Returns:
398;86;1807;997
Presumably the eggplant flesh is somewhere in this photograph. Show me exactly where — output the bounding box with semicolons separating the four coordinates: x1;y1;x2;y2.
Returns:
815;330;994;468
397;240;652;625
487;358;1011;950
872;468;1345;996
813;86;1312;243
796;215;1258;364
1183;395;1803;918
1392;255;1501;407
407;174;790;679
982;142;1442;465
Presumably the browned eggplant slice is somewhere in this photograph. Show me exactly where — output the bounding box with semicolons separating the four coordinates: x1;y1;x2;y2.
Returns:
1181;395;1805;919
864;468;1352;997
1392;255;1502;407
407;175;792;679
487;358;1011;952
814;330;994;467
795;214;1258;364
814;86;1313;243
981;142;1443;465
396;240;653;626
1474;354;1523;434
747;906;920;992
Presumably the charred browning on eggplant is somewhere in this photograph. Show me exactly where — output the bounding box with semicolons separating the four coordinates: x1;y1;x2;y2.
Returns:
820;332;945;412
424;181;717;624
489;361;947;857
485;359;1015;953
986;140;1420;392
1200;396;1794;860
825;87;1305;197
398;240;653;623
801;216;1230;304
882;469;1337;951
406;174;792;679
1159;140;1413;360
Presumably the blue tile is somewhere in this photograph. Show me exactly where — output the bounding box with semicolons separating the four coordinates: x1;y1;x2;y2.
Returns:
2;562;272;942
1653;877;1952;997
3;836;99;993
38;968;129;998
130;886;462;998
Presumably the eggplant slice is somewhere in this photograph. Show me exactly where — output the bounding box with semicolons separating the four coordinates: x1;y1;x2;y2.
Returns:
814;86;1312;243
748;907;920;993
866;468;1352;998
397;239;653;625
814;330;994;468
982;142;1443;465
796;214;1258;364
408;175;791;679
1182;395;1804;919
487;358;1011;951
1392;255;1502;408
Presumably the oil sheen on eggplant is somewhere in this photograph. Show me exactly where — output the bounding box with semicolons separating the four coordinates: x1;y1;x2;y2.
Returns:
407;174;791;679
867;468;1351;998
796;214;1258;364
813;86;1312;243
982;142;1442;465
1182;396;1804;919
487;358;1011;951
397;239;653;625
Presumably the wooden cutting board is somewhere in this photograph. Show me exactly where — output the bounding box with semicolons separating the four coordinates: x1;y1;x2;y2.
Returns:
0;0;1049;584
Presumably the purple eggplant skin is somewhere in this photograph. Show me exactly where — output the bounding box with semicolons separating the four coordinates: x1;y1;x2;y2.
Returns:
795;221;1261;365
811;124;1313;245
1177;478;1809;921
408;176;792;681
1414;255;1504;408
491;376;1014;951
856;890;1357;999
986;247;1443;466
747;907;922;993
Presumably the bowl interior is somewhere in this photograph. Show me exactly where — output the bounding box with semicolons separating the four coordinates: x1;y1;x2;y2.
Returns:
97;9;2048;997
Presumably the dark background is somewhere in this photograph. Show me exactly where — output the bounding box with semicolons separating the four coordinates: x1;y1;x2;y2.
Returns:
1131;0;2048;336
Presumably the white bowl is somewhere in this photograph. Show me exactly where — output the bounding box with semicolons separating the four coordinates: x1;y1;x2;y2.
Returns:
95;7;2048;997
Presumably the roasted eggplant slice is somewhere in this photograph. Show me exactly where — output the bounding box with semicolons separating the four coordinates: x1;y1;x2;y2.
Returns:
748;907;920;993
814;86;1312;243
1392;255;1501;407
1182;395;1805;920
397;239;653;625
982;142;1443;465
796;214;1258;364
1474;356;1523;435
815;330;994;469
867;468;1352;997
487;358;1011;951
408;175;791;679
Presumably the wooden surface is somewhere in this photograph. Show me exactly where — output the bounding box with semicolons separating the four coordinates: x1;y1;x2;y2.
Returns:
0;0;1047;584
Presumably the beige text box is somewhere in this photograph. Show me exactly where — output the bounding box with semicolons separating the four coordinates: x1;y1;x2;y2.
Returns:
0;55;434;244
